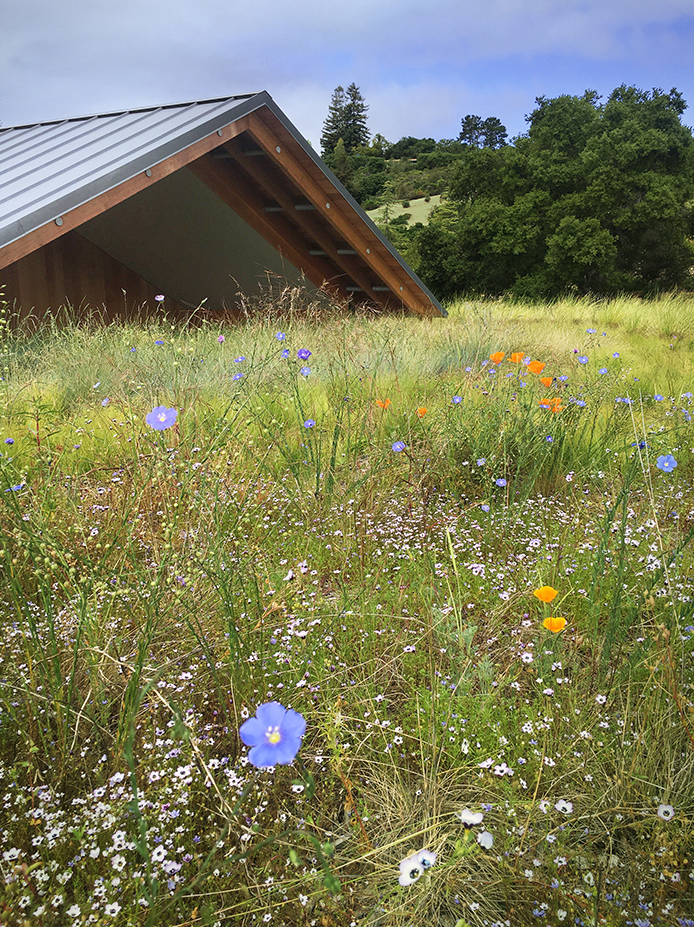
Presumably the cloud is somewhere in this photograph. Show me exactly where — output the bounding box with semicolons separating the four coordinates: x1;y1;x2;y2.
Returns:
2;0;693;145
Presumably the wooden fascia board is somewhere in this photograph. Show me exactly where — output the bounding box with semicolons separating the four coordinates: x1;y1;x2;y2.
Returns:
221;138;390;310
0;119;252;274
187;155;347;299
246;110;434;317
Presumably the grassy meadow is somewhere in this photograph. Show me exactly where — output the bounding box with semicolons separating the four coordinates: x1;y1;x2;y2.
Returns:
1;291;694;927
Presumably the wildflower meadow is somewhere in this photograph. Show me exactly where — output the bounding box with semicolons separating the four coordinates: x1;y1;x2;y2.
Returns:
1;291;693;926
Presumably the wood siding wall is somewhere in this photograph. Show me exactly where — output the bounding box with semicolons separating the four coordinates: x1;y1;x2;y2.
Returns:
0;230;187;327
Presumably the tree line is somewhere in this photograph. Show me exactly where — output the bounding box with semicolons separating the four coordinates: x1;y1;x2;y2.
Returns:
320;84;694;299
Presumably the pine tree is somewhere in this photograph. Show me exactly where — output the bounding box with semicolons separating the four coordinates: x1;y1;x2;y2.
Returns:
342;83;370;151
320;83;370;156
320;86;347;157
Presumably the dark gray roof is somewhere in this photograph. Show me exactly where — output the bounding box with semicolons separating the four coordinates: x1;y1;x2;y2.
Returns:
0;94;264;249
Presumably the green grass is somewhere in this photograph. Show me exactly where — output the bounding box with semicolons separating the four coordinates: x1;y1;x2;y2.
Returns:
1;293;694;926
366;194;442;226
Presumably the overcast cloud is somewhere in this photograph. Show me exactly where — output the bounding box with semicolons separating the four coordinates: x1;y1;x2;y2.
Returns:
2;0;693;146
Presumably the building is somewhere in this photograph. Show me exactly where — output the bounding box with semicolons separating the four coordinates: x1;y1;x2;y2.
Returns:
0;92;444;324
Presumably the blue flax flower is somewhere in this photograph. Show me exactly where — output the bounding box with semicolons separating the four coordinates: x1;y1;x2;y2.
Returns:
239;701;306;766
656;454;677;473
392;441;406;452
234;356;246;363
276;332;286;341
281;348;290;359
232;372;243;381
300;366;311;377
495;478;507;487
297;348;312;360
303;419;315;428
154;340;164;346
598;368;607;375
452;396;462;404
578;356;588;365
146;406;178;431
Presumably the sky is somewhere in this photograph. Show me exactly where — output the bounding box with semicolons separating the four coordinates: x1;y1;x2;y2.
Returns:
2;0;694;149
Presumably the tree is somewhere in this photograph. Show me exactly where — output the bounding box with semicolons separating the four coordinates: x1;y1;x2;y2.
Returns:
320;83;370;157
342;83;370;151
320;86;347;156
459;115;508;148
419;87;694;299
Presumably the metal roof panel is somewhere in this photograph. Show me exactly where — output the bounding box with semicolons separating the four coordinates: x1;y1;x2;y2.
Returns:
0;95;263;248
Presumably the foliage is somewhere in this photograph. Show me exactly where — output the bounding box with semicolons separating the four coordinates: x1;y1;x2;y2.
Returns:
459;113;508;148
418;86;694;299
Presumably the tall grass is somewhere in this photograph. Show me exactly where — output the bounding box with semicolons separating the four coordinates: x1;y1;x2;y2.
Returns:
1;293;693;926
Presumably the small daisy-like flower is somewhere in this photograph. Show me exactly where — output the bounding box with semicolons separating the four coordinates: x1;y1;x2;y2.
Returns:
456;808;484;828
657;803;675;821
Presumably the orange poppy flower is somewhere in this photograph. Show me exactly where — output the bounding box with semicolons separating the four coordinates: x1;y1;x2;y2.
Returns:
510;352;525;363
543;616;567;633
416;407;427;418
534;585;558;603
540;377;553;388
375;398;391;409
527;361;545;375
490;351;505;364
539;397;564;412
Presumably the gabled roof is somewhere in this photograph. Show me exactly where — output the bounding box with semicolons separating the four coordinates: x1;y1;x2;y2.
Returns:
0;92;445;317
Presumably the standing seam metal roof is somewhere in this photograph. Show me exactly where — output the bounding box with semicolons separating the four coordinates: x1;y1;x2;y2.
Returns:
0;94;264;248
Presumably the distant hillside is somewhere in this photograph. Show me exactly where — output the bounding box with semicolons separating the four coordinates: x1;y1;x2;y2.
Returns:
366;195;442;227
